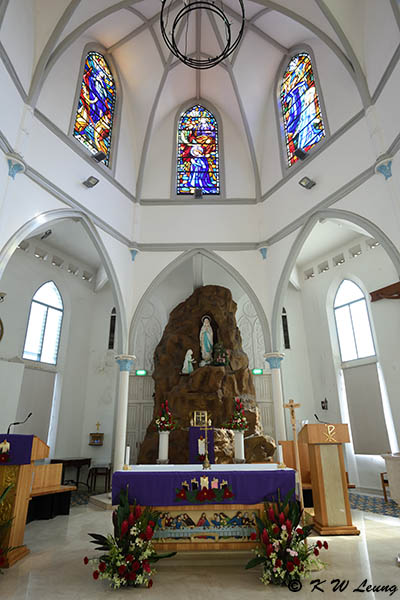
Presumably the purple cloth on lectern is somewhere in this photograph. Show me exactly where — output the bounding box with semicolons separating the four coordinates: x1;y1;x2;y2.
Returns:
189;426;215;464
112;468;295;506
0;434;34;465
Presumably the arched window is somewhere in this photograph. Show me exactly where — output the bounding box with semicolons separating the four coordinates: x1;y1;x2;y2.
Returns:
334;280;375;362
73;51;116;166
108;307;116;350
281;307;291;350
280;52;325;167
176;104;220;196
23;282;64;365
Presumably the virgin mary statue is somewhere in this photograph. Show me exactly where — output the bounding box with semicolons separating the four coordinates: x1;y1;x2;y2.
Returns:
199;316;213;366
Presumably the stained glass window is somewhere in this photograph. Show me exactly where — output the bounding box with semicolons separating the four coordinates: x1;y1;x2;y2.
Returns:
73;51;116;166
177;105;220;195
280;53;325;167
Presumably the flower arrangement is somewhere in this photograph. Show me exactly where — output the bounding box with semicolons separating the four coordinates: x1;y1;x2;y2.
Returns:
224;397;248;431
84;487;175;588
155;400;177;432
176;485;234;503
246;490;327;586
0;439;10;464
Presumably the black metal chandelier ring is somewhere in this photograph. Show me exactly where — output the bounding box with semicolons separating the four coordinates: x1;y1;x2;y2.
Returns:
160;1;245;70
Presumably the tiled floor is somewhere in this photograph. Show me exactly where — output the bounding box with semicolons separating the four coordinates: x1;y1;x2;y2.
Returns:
1;505;399;599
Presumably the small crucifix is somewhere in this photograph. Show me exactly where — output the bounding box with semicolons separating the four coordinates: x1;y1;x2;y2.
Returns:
200;412;212;470
284;399;305;527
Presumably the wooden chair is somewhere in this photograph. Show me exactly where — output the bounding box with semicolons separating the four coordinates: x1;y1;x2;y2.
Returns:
380;472;389;502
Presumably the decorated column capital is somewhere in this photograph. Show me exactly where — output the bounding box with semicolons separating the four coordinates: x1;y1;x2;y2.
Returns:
375;156;392;181
5;153;26;179
115;354;136;372
264;352;284;370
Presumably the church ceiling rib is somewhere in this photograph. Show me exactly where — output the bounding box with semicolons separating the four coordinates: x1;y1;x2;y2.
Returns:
124;7;167;67
314;0;371;108
390;0;400;32
208;10;261;203
28;0;81;106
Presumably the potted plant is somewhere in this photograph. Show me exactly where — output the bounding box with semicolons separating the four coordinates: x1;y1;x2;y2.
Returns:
155;400;177;463
224;397;248;462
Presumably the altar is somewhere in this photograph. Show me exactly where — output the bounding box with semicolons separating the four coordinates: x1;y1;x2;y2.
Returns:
112;464;295;552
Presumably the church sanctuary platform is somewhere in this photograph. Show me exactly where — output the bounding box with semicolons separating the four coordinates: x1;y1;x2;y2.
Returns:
112;463;295;551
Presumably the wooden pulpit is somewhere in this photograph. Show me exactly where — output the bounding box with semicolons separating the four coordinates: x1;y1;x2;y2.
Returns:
298;424;359;535
0;434;49;566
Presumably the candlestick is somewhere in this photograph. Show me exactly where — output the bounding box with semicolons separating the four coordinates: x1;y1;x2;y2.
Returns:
125;445;130;465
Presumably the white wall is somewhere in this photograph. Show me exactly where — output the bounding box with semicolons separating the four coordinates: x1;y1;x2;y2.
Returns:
0;237;118;462
292;235;400;489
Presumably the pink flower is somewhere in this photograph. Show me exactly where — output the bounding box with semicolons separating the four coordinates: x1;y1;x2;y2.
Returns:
268;507;275;522
262;528;269;545
135;505;142;519
266;543;274;557
128;512;135;526
145;525;154;540
278;512;285;525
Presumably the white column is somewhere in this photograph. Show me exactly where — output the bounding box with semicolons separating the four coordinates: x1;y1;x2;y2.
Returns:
114;354;136;471
264;352;286;461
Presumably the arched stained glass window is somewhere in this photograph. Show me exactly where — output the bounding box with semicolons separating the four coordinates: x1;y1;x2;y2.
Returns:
73;51;116;166
334;280;375;362
23;281;64;365
177;104;220;195
280;53;325;167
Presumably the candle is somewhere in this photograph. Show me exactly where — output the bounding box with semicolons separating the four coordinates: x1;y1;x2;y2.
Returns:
125;446;130;465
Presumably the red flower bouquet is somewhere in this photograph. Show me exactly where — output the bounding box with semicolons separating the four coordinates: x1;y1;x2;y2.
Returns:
84;487;175;588
155;400;177;432
224;397;248;432
246;490;327;586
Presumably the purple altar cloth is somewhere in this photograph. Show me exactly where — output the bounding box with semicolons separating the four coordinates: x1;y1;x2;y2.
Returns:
189;427;215;464
0;434;34;465
112;469;295;506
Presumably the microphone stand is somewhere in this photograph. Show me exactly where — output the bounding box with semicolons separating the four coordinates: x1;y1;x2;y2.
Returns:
7;412;32;435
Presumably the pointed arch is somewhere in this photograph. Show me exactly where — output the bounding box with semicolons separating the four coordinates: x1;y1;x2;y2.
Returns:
174;100;224;199
23;281;64;364
72;48;118;167
0;209;127;353
279;50;326;168
129;248;271;353
271;209;400;349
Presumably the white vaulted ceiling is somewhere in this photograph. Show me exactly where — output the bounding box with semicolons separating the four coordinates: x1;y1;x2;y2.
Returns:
2;0;399;204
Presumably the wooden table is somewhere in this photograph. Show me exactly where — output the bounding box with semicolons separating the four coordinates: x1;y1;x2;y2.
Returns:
50;457;91;487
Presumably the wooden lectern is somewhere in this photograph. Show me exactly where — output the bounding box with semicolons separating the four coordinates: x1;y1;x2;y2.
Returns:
298;424;359;535
0;434;49;566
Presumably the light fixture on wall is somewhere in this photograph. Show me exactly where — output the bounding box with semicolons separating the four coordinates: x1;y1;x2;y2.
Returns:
82;176;99;188
160;1;245;70
299;176;316;189
0;292;6;303
40;229;52;240
367;240;380;250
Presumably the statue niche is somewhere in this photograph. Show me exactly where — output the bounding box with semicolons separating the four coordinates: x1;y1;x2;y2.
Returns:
138;285;275;464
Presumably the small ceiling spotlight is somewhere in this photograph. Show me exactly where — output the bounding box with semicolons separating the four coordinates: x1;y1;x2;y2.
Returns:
40;229;52;240
299;176;316;189
92;151;107;162
17;240;29;252
83;176;99;188
294;148;307;160
67;264;79;276
34;247;48;260
82;270;93;282
51;256;64;268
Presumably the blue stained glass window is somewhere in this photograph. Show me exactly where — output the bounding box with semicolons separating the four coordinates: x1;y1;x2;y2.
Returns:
177;105;220;195
280;53;325;167
73;51;116;166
